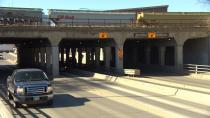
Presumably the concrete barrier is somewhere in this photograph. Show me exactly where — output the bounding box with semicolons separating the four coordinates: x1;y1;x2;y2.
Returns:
124;69;140;76
69;69;177;95
69;69;210;100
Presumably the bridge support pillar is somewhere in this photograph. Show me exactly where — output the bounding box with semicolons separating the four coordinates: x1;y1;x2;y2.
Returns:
78;48;83;66
66;47;70;67
90;48;95;65
175;45;183;73
104;47;111;71
51;46;59;77
46;46;59;77
95;47;100;68
40;47;46;67
35;48;40;66
86;48;91;66
159;46;166;66
208;36;210;65
71;48;76;67
46;47;52;76
115;45;124;74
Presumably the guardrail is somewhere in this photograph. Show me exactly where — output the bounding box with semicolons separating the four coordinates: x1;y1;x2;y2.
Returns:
0;18;210;29
184;64;210;75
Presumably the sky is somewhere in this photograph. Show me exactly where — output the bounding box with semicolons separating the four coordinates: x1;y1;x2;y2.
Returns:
0;0;210;14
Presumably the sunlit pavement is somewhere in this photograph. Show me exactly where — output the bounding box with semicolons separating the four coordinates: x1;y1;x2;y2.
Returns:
0;53;210;118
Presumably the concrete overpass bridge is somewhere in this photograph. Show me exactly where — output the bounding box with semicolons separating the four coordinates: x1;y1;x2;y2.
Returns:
0;25;209;77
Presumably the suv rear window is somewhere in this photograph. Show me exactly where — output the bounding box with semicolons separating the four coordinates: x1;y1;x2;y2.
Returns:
14;71;48;82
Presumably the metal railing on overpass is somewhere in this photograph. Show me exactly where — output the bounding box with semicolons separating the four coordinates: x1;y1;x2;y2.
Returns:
0;18;210;28
184;64;210;75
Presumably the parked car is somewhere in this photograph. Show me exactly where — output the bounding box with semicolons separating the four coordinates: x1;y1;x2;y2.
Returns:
7;68;54;108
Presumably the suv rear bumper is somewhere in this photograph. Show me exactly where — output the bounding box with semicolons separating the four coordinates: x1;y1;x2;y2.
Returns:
14;94;53;104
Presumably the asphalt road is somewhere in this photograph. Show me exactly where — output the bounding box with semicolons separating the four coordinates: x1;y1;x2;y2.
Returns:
0;53;210;118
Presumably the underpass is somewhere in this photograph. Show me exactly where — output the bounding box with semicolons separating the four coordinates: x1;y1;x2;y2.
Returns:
0;11;210;118
0;53;210;118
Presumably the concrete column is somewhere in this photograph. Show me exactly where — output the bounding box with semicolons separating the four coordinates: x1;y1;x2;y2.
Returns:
35;48;39;65
90;48;95;64
78;48;83;66
66;48;70;65
208;37;210;65
51;46;59;76
95;47;100;67
175;45;183;73
41;48;46;66
48;36;62;77
145;47;151;65
115;45;124;74
71;48;76;66
46;46;59;77
38;48;41;64
104;47;111;70
159;46;166;66
46;47;52;75
86;48;91;65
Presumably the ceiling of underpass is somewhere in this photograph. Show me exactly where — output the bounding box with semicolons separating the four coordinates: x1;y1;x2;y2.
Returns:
124;38;176;46
59;38;115;48
0;37;51;47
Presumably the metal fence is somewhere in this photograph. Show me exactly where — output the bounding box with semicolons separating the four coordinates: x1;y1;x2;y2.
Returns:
0;18;209;29
184;64;210;75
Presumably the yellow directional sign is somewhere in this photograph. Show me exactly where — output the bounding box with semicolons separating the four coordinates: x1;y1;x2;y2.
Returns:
99;32;108;39
148;32;156;39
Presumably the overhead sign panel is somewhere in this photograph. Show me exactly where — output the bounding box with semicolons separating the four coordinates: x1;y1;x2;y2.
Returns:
148;32;156;39
99;32;108;39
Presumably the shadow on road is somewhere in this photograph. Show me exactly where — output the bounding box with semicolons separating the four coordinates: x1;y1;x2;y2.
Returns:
53;94;90;107
33;93;90;108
